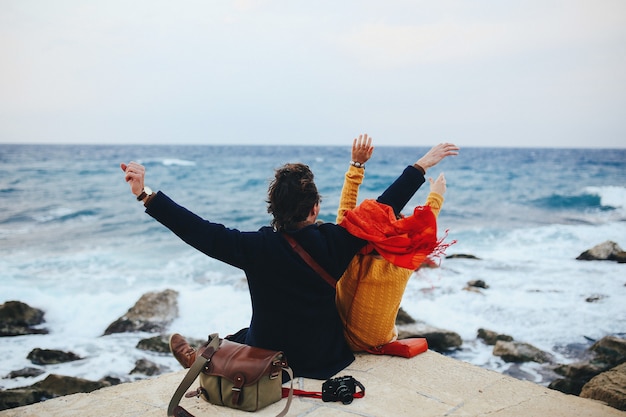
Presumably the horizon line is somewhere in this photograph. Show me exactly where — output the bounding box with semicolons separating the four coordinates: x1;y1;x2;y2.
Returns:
1;142;625;150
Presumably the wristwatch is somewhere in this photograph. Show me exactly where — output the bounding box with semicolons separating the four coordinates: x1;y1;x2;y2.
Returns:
136;186;154;202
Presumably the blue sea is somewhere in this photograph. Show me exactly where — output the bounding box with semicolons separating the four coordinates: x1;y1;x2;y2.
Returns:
1;144;625;390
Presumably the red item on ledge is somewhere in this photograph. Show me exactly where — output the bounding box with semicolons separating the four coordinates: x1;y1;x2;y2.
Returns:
366;338;428;358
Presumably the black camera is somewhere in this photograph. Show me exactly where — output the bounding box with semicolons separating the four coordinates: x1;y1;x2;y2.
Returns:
321;375;364;405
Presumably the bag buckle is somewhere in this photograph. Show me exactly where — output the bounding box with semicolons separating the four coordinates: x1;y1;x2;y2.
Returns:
270;358;285;379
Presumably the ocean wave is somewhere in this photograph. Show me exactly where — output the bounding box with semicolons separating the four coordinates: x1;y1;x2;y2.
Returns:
532;193;603;210
162;159;196;167
32;208;99;223
140;158;196;167
1;206;102;228
531;187;626;212
0;213;33;225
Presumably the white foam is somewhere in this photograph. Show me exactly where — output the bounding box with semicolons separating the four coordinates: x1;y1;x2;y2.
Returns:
161;158;196;167
586;185;626;211
404;220;626;372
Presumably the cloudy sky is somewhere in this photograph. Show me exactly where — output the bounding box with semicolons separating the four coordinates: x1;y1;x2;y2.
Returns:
1;1;625;148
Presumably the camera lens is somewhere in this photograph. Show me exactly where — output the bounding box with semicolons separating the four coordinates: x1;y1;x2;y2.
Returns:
336;385;353;405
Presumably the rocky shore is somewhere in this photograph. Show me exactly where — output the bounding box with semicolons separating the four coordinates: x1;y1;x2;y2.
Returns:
1;241;624;412
2;350;624;417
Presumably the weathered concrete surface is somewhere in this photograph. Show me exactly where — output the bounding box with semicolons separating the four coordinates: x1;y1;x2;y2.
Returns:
1;351;624;417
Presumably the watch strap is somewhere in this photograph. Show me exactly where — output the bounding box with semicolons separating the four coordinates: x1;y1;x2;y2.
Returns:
137;187;153;202
136;190;147;201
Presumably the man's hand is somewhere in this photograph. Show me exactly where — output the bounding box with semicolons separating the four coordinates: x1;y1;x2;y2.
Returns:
121;161;145;197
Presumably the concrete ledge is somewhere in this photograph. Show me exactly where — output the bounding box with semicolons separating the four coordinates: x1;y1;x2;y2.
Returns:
1;351;623;417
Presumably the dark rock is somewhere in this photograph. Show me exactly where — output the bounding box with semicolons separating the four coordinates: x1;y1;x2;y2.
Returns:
464;279;489;293
549;336;626;397
0;301;48;337
0;325;48;337
0;388;45;411
4;367;45;379
590;335;626;365
130;359;167;376
554;361;609;381
0;374;110;411
477;328;513;345
394;308;461;351
36;373;109;395
551;362;610;395
137;335;171;353
585;294;607;303
576;241;624;261
137;333;206;355
103;289;179;335
100;376;123;386
580;362;626;411
27;348;82;365
492;341;554;364
397;321;462;352
446;253;481;260
395;307;416;325
548;378;587;395
467;280;489;289
0;301;44;326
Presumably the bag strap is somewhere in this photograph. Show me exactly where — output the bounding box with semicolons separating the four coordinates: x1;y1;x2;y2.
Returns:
282;232;337;288
167;333;220;417
167;333;294;417
278;367;294;417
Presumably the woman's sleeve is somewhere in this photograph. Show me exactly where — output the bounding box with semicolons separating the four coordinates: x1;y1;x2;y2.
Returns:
424;192;444;218
336;165;364;224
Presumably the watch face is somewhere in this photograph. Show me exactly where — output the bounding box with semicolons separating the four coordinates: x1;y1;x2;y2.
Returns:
144;186;153;195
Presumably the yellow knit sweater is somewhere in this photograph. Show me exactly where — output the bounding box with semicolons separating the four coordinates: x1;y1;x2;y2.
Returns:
336;165;443;351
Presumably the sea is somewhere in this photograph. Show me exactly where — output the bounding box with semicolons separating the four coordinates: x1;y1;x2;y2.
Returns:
1;144;625;390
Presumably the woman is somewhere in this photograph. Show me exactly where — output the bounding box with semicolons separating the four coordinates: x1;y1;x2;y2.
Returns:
335;136;458;352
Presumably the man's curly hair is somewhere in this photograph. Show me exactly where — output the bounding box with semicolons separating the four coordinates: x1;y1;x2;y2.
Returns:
267;163;320;231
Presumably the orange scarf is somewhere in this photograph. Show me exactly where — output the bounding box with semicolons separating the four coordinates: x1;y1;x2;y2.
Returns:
340;199;442;270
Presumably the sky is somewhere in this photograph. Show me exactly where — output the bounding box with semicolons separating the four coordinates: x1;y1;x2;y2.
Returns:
1;1;625;148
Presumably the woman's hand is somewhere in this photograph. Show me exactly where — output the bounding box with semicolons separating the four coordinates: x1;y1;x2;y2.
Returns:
120;161;146;197
352;134;374;165
416;143;459;172
429;172;446;196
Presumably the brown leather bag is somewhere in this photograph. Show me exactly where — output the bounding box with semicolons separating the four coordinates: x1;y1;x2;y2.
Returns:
168;334;293;417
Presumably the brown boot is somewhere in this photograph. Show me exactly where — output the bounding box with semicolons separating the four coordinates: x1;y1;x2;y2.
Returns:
169;333;196;369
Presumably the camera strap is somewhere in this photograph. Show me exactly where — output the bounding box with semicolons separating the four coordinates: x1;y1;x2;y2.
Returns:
280;382;365;400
